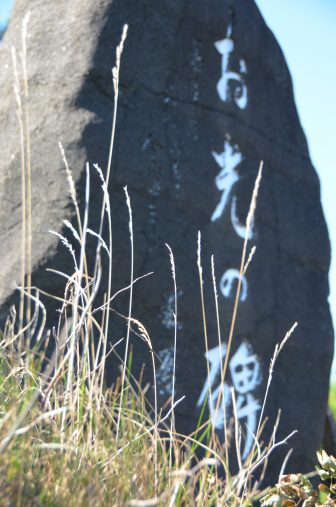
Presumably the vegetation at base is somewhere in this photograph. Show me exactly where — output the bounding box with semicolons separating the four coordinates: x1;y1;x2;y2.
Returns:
261;451;336;506
0;322;288;506
0;331;335;506
329;383;336;419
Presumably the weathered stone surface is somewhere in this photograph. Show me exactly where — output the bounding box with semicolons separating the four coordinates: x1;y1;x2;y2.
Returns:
0;0;333;481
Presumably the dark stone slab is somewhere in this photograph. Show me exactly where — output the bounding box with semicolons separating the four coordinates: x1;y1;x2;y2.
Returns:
0;0;333;482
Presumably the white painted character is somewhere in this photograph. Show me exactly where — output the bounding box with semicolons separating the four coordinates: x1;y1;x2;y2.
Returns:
220;268;248;302
156;347;175;398
231;195;254;239
210;381;231;429
161;291;183;331
229;342;262;458
214;24;248;109
211;138;254;239
196;343;230;429
196;341;262;460
211;139;242;222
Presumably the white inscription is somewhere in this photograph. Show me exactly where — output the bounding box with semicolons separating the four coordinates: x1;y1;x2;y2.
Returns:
197;341;261;459
220;268;248;301
211;139;243;222
211;139;254;240
229;342;261;458
231;195;254;239
202;20;260;459
161;290;183;331
197;343;228;419
215;24;248;109
156;347;175;397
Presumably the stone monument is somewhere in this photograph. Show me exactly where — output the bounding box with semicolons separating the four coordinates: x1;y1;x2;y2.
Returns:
0;0;333;481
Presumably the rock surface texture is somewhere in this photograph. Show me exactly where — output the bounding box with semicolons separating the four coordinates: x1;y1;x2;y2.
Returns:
0;0;333;481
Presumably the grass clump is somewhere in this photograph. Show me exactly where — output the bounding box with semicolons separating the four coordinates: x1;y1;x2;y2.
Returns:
0;310;304;506
0;336;170;506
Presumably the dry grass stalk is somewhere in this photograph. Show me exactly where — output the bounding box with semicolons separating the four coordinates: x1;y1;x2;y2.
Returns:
21;13;32;332
221;160;263;386
116;186;134;442
165;243;178;473
197;231;214;428
11;44;26;336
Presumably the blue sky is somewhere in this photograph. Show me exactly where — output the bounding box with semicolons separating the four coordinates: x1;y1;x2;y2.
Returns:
0;0;12;27
254;0;336;375
1;1;336;368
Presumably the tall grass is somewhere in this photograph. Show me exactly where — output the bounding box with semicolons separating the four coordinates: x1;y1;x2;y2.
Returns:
0;17;306;507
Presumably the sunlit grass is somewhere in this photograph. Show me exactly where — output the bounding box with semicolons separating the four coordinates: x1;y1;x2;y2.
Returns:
329;383;336;419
